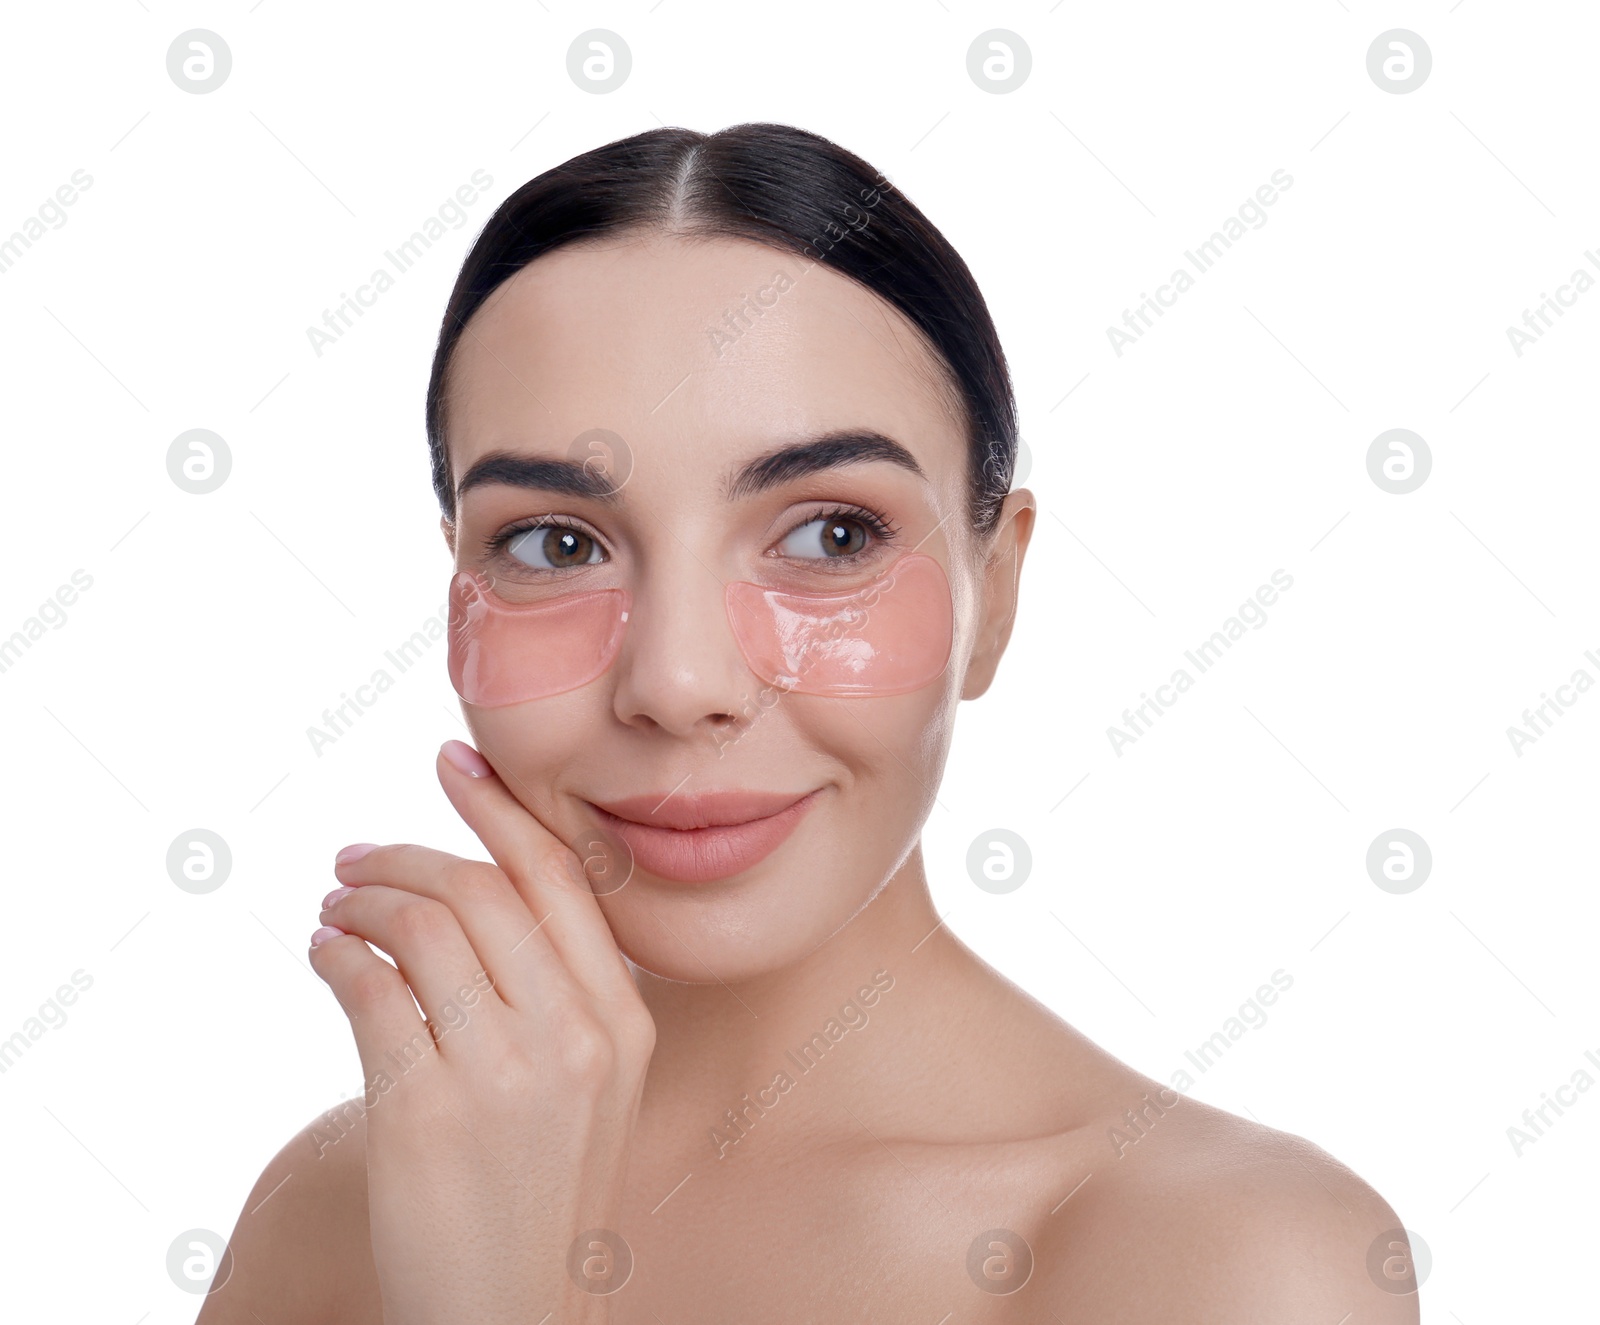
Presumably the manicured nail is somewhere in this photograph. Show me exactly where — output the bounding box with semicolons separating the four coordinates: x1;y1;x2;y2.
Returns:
441;739;492;778
310;925;345;947
322;886;356;909
336;843;378;865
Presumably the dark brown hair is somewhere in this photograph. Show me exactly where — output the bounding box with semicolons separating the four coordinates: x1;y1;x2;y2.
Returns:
425;122;1018;537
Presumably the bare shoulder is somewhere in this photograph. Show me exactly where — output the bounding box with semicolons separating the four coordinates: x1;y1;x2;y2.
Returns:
195;1099;380;1325
917;951;1418;1320
1017;1087;1420;1323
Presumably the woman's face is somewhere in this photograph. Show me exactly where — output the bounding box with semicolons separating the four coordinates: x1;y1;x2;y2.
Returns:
440;231;1031;982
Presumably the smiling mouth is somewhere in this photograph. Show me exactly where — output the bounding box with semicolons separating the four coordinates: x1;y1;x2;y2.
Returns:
584;788;822;883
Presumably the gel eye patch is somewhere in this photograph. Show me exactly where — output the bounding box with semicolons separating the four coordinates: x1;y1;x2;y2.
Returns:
723;552;953;697
448;552;953;708
447;576;632;707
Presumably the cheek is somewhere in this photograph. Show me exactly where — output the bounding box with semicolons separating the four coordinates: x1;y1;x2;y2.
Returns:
465;700;641;898
463;701;590;813
788;680;958;802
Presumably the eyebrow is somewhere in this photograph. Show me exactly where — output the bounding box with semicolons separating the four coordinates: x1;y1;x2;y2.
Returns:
726;430;926;502
455;429;926;506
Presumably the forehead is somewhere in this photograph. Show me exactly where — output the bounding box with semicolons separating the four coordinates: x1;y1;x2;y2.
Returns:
442;232;968;497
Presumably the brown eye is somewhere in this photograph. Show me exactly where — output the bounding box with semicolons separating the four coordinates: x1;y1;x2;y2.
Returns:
779;515;871;560
506;524;603;570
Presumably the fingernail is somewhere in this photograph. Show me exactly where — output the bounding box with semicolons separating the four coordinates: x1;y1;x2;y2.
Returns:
322;886;356;909
310;925;345;947
441;739;492;778
335;843;378;865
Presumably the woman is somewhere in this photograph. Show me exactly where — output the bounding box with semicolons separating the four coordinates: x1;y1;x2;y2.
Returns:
200;123;1417;1323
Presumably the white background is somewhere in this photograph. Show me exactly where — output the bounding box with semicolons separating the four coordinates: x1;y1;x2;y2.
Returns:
1;1;1593;1318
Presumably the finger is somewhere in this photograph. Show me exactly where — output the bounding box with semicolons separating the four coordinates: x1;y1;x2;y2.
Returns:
436;740;638;1002
319;883;506;1050
307;929;441;1087
331;843;571;1010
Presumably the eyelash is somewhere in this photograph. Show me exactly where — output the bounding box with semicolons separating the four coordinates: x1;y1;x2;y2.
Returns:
783;504;903;556
481;515;594;562
481;504;902;569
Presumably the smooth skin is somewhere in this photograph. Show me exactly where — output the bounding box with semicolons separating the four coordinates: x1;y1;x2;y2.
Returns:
198;232;1419;1324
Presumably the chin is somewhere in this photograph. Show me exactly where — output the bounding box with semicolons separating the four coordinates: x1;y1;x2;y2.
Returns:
591;882;862;985
582;809;874;984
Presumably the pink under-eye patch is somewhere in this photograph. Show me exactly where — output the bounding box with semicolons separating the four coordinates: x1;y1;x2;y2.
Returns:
723;552;953;696
446;572;631;707
446;551;953;707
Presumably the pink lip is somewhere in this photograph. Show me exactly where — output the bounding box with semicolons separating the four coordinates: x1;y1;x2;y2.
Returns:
585;788;821;883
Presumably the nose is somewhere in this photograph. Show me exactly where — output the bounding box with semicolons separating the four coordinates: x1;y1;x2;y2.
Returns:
608;551;759;740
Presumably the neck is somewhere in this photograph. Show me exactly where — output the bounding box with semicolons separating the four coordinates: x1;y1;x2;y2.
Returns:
628;841;976;1159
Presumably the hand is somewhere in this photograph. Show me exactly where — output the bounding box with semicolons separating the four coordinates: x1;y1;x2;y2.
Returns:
308;739;656;1325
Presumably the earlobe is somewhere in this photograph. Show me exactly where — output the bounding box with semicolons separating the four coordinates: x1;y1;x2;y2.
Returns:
960;491;1036;701
440;515;456;558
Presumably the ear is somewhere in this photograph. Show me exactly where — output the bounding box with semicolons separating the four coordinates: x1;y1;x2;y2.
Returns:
960;489;1036;701
440;514;456;558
